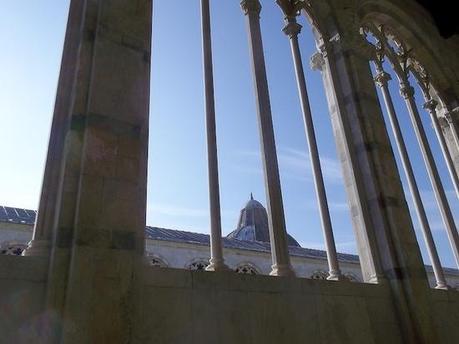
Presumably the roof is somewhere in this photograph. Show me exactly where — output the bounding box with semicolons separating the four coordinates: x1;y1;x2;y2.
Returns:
4;205;459;274
0;205;358;263
0;206;36;225
227;194;301;247
146;226;359;263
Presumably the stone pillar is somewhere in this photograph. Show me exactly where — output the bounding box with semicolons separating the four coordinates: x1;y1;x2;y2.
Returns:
310;50;383;284
43;0;152;342
310;25;438;342
200;0;228;271
416;75;459;198
399;75;459;268
241;0;294;277
282;14;342;280
399;72;459;266
374;65;448;289
23;0;86;257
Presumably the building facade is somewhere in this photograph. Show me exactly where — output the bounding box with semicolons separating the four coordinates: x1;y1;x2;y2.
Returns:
2;199;459;287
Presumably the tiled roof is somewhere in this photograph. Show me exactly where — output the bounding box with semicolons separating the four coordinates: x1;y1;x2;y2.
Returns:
0;206;36;225
0;205;359;263
146;226;360;263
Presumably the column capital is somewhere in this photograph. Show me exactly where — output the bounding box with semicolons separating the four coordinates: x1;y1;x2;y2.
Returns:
240;0;261;16
374;71;391;88
423;99;438;113
310;51;325;71
400;83;415;100
282;16;302;38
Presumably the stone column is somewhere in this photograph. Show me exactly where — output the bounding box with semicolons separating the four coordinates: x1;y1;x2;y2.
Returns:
283;15;342;280
436;106;459;178
423;98;459;198
23;0;86;257
43;1;152;342
311;25;438;341
200;0;228;271
399;75;459;268
310;50;384;284
374;65;448;289
241;0;294;277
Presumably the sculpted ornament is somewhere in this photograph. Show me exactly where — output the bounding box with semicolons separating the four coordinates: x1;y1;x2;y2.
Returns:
240;0;261;16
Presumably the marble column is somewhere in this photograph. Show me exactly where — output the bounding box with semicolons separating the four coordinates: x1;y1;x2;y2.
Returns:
310;50;384;284
23;0;86;256
374;65;448;289
283;15;342;280
43;0;152;342
311;37;437;342
200;0;228;271
399;76;459;268
444;107;459;156
241;0;294;276
423;98;459;199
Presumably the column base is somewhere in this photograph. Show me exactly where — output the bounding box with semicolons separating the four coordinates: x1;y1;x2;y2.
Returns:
326;270;345;281
269;264;296;277
434;283;450;290
205;258;230;272
22;239;51;257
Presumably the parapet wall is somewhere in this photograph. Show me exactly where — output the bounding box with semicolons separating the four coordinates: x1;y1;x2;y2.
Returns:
133;266;457;344
2;256;459;343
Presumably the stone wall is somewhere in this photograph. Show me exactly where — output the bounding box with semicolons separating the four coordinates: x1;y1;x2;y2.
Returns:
133;266;458;344
0;256;48;343
2;256;459;343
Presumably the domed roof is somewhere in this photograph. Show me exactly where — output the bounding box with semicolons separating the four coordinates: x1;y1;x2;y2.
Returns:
227;194;300;247
244;194;265;209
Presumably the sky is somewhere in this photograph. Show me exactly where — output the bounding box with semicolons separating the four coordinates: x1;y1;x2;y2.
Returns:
0;1;457;268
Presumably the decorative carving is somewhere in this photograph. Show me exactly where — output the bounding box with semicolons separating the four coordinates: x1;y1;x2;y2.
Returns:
374;71;392;87
423;99;438;113
240;0;261;16
400;83;415;100
310;51;325;71
310;270;329;280
282;18;302;38
0;243;27;256
187;260;209;271
235;264;259;275
438;116;450;130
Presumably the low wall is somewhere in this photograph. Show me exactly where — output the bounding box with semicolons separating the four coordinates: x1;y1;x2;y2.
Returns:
2;257;459;343
0;256;48;343
135;267;405;344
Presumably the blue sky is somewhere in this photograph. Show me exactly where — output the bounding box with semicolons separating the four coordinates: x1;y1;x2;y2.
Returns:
0;1;457;268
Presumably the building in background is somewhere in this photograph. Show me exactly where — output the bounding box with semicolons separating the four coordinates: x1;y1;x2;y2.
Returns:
2;197;458;288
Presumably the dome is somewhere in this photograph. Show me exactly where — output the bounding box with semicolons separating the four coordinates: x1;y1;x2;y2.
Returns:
227;194;300;247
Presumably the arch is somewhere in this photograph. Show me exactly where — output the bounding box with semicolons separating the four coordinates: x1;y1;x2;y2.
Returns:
310;270;329;280
234;262;261;275
0;242;28;256
146;253;169;268
356;0;459;108
186;258;210;271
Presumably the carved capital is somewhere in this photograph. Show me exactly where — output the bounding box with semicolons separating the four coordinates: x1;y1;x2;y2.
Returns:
423;99;438;113
240;0;261;16
310;51;325;71
400;83;415;100
374;71;391;88
282;16;302;38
